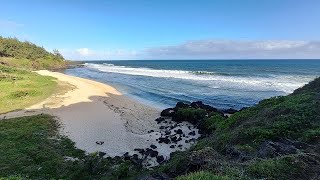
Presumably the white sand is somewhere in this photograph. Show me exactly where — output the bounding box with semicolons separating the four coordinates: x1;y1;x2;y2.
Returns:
0;70;200;166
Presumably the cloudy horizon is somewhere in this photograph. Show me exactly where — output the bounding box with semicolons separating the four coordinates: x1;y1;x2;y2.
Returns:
59;39;320;60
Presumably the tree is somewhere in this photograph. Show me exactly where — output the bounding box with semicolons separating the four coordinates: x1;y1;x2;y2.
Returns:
53;49;64;60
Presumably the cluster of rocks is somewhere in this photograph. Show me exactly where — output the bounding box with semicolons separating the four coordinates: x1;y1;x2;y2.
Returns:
154;117;198;144
161;101;239;124
109;101;240;168
121;119;200;167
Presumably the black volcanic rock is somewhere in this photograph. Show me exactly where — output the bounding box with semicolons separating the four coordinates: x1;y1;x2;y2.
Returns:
98;152;106;157
159;137;171;144
176;129;183;134
134;148;145;154
161;108;176;117
190;101;218;112
123;152;130;160
150;144;157;149
223;108;238;114
156;155;165;164
175;102;189;109
171;136;178;143
148;130;155;133
155;117;166;124
131;154;142;165
190;101;203;108
145;148;159;157
95;141;104;145
165;130;171;135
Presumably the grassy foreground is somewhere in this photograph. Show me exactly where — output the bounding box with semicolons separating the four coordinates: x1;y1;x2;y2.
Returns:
0;115;144;179
0;65;57;114
0;115;85;179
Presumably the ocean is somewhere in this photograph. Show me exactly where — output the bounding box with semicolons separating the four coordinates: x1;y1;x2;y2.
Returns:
64;60;320;110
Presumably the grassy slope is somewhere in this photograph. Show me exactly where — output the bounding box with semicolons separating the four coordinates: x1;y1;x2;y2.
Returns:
0;65;57;114
160;77;320;179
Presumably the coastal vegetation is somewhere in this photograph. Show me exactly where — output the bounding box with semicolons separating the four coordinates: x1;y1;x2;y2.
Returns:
0;36;66;70
0;37;70;113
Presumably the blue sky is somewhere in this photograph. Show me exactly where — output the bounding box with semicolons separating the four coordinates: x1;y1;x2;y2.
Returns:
0;0;320;60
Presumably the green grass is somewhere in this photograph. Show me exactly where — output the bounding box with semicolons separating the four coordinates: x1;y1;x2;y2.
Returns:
177;171;230;180
0;65;58;114
210;78;320;149
245;154;312;179
0;114;86;179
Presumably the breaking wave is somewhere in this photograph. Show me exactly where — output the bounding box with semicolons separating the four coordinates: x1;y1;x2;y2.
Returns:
84;63;313;93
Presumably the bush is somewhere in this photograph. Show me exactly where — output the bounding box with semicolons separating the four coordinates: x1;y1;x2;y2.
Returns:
199;112;227;132
246;155;304;179
177;171;230;180
174;108;207;124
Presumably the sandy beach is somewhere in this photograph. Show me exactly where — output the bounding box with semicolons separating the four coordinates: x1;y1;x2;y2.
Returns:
0;70;199;166
0;71;159;153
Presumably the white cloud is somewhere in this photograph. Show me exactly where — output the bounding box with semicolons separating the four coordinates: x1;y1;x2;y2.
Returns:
76;48;91;56
60;48;138;60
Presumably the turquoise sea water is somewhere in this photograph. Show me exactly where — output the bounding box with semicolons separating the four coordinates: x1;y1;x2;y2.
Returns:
64;60;320;109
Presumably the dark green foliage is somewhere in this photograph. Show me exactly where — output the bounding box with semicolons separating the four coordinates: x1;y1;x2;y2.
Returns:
174;108;207;123
177;171;231;180
157;151;190;176
246;153;320;180
0;37;63;61
247;156;299;179
212;78;320;147
0;36;66;70
198;112;227;132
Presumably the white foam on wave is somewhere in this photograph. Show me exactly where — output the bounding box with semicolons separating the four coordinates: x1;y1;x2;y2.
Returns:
84;63;314;93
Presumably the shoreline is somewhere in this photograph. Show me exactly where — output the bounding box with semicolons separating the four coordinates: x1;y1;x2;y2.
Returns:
0;70;200;167
0;71;159;152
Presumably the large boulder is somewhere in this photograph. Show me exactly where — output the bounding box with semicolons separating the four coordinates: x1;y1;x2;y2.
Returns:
160;108;176;117
190;101;218;112
190;101;204;108
175;102;189;109
223;108;238;114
